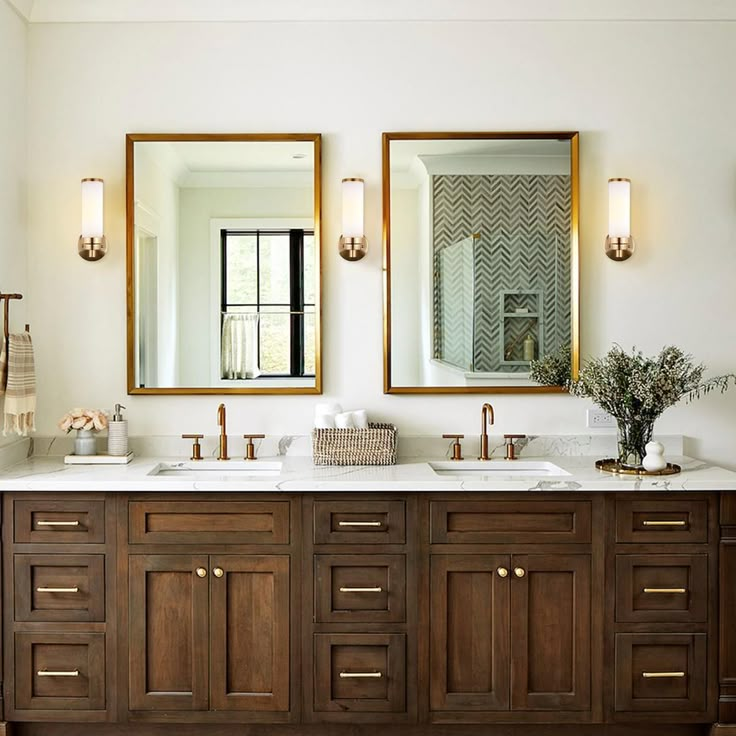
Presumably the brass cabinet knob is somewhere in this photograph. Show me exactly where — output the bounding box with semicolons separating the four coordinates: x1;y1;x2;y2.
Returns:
195;567;207;578
497;567;509;578
514;567;526;578
213;567;224;578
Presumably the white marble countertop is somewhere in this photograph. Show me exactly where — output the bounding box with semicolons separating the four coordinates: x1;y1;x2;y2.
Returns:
0;453;735;492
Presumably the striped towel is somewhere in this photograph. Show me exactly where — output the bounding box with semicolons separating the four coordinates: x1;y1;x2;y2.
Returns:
2;333;36;436
0;337;6;393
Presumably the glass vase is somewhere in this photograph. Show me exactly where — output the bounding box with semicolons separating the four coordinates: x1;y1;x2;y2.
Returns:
74;428;97;456
616;419;654;469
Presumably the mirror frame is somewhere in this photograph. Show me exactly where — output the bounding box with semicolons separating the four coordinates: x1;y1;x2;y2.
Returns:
126;132;322;395
382;131;579;394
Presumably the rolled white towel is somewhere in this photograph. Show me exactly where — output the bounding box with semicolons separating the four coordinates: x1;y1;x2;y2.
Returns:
314;412;337;429
335;411;355;429
352;409;369;429
315;401;342;418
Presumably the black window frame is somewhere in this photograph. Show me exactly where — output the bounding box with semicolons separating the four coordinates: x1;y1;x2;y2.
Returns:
220;228;315;378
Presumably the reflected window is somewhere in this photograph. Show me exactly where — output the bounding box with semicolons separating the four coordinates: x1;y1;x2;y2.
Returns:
221;229;315;378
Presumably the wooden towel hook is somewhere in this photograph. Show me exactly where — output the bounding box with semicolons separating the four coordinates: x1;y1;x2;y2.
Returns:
0;292;24;340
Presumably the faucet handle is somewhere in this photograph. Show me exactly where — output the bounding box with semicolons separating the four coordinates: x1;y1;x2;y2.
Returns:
182;434;204;461
503;434;526;461
243;434;266;461
442;434;465;461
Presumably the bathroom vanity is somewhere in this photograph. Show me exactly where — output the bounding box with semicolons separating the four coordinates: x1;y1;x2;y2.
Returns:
0;456;734;736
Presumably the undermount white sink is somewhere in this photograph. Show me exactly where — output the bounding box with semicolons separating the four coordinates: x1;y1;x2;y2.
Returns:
429;460;571;478
149;460;283;478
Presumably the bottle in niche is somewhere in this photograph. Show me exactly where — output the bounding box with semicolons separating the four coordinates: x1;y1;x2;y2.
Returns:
522;334;536;362
107;403;128;456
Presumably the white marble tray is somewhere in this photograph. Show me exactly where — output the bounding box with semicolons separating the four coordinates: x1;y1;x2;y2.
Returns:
64;452;134;465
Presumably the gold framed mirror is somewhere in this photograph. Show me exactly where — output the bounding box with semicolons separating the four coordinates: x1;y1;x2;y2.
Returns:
126;133;321;395
383;131;579;394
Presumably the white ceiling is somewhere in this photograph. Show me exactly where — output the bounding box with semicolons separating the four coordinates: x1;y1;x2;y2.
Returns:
7;0;736;23
148;141;314;173
390;138;570;172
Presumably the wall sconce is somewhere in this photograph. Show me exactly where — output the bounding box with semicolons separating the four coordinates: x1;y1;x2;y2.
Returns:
339;177;367;261
605;177;634;261
79;178;108;261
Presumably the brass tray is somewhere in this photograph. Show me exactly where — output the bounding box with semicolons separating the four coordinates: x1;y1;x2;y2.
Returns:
595;458;682;476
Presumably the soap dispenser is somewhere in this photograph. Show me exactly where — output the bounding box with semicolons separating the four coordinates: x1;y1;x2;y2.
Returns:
522;334;536;362
108;404;129;456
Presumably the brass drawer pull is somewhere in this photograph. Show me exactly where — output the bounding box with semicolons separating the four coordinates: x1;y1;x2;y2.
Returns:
339;671;382;679
514;567;526;578
37;670;80;677
339;587;383;593
497;567;509;578
642;671;686;678
36;586;79;593
338;521;383;527
643;587;687;594
641;520;687;527
36;520;80;527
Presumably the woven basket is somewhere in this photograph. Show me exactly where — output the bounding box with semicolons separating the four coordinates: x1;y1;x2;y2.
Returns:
312;423;398;466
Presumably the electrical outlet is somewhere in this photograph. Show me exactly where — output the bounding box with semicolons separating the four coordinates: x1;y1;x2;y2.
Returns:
587;408;615;429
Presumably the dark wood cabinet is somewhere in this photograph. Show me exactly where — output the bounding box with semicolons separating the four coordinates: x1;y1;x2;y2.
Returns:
430;554;510;712
429;552;591;715
0;489;729;735
510;554;591;711
314;633;407;714
209;555;290;712
615;633;707;713
128;554;291;714
128;554;209;711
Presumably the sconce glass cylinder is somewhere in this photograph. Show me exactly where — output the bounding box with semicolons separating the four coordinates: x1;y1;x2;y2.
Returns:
339;177;367;261
605;177;634;261
79;178;107;261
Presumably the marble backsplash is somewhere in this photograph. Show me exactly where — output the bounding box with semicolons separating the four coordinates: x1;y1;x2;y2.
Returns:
17;432;684;464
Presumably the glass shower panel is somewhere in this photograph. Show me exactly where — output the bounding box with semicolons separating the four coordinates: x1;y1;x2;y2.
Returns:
438;235;475;371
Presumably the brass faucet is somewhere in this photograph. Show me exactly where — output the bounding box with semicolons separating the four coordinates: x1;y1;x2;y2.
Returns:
479;402;495;460
217;403;229;460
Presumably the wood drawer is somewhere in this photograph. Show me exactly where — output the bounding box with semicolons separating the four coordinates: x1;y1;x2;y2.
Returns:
14;632;106;711
14;499;105;544
615;554;708;623
314;633;406;713
14;554;105;622
615;499;708;544
314;501;406;545
615;633;707;714
430;500;591;544
315;554;406;624
129;500;289;545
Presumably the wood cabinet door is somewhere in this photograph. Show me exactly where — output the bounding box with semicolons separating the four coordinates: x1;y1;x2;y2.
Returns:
129;555;209;711
430;555;510;711
510;554;591;711
209;555;290;712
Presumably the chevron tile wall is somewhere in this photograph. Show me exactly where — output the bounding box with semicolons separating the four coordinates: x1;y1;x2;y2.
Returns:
432;174;571;373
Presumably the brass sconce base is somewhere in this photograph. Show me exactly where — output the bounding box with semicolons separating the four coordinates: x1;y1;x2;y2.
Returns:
605;235;635;262
78;235;108;262
339;235;367;262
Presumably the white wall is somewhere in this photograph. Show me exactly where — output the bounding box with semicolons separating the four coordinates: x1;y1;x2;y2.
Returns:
389;186;422;386
23;19;736;466
133;145;180;386
0;0;27;447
